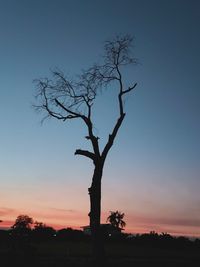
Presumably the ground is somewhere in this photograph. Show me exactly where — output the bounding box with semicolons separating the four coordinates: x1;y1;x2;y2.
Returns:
1;239;200;266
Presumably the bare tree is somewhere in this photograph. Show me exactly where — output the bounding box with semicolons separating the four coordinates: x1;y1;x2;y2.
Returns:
34;35;137;263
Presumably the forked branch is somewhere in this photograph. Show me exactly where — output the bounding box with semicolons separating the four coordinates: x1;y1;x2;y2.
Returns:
34;35;137;165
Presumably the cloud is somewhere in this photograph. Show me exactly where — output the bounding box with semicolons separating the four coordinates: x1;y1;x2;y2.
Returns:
0;219;13;228
128;214;200;228
0;207;16;216
48;207;76;213
154;217;200;228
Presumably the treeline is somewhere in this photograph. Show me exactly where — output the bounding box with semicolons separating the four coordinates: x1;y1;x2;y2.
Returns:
0;215;86;242
0;227;86;242
1;228;200;249
123;231;200;250
0;215;200;249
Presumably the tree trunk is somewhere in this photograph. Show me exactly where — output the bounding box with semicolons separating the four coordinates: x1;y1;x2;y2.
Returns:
88;164;105;264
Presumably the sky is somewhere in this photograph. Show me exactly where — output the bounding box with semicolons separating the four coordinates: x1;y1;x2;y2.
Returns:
0;0;200;236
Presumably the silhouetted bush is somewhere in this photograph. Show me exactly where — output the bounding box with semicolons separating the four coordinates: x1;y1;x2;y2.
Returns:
56;228;86;241
32;226;56;241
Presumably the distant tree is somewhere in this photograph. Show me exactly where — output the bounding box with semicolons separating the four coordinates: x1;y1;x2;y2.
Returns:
107;211;126;229
33;221;55;240
34;221;46;229
57;228;84;241
12;215;33;236
34;35;137;263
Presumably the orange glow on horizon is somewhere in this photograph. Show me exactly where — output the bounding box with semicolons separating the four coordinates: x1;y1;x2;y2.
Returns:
1;212;200;238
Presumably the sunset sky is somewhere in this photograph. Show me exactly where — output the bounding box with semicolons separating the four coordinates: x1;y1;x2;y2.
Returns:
0;0;200;237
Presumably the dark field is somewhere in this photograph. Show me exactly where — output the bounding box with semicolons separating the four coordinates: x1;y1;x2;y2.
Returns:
1;239;200;267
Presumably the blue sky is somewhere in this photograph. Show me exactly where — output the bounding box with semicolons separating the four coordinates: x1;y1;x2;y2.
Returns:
0;0;200;235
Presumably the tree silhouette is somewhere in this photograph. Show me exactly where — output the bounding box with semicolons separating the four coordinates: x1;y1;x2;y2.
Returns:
34;221;45;229
33;221;56;240
12;215;33;236
107;211;126;229
34;35;137;263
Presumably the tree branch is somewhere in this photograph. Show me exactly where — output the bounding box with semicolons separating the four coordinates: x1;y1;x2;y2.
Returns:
75;149;96;162
54;98;86;120
84;118;101;159
121;83;137;96
55;98;101;160
101;113;125;163
34;34;137;169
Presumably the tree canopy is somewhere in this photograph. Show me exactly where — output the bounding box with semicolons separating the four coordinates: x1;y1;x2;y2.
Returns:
107;211;126;229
